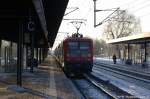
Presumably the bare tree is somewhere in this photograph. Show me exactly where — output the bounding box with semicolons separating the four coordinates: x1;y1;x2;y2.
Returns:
103;10;141;39
102;10;142;59
93;39;108;57
93;39;101;56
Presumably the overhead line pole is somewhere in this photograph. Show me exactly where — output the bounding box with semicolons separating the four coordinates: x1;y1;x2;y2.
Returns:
93;0;97;27
95;8;120;27
17;21;23;86
93;0;121;27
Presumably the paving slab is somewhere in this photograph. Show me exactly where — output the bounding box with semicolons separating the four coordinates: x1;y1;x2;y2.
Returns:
0;56;82;99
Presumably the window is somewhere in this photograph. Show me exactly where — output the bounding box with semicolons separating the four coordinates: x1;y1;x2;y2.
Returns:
80;42;90;49
68;42;78;49
68;42;79;57
80;42;90;57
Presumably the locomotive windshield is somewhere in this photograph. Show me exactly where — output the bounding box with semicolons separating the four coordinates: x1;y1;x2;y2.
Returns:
80;42;90;57
67;41;91;57
68;42;79;57
79;42;90;49
68;42;78;49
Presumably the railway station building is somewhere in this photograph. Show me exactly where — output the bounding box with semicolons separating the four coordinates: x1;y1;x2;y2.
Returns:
107;32;150;66
0;0;69;85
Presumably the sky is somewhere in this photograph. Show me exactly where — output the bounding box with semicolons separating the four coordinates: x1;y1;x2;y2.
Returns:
52;0;150;50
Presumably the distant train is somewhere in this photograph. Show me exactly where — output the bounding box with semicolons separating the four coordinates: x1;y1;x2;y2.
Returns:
54;34;93;76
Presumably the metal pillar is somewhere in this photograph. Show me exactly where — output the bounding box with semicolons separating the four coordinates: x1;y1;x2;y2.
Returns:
42;48;45;61
26;46;29;69
36;48;38;61
6;47;9;65
144;42;147;62
4;47;7;67
39;48;42;64
30;32;34;73
0;39;1;66
17;22;23;86
10;42;13;64
27;17;35;72
127;44;130;59
8;46;10;65
93;0;97;27
39;48;40;64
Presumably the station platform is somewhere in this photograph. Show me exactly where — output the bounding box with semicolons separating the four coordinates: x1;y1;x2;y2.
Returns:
0;56;82;99
94;57;150;74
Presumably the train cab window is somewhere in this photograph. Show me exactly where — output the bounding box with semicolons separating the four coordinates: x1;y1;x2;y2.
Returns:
68;42;78;49
68;42;79;57
80;42;90;49
80;42;91;57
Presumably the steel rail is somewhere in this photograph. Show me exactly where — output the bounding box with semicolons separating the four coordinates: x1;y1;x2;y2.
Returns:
94;62;150;80
94;64;150;83
84;74;116;99
70;79;90;99
84;73;136;99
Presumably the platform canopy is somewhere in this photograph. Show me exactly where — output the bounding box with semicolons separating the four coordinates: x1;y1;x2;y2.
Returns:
107;32;150;44
0;0;69;48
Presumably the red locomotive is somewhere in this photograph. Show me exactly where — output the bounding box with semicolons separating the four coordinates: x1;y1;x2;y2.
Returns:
55;34;93;76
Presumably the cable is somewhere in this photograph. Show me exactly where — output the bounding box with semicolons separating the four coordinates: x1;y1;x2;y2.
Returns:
118;0;150;16
64;7;79;16
77;0;92;19
130;1;150;12
120;0;148;10
119;0;140;8
83;7;92;19
117;0;150;20
139;11;150;18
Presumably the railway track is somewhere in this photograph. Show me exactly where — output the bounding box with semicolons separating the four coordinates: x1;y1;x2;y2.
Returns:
92;63;150;98
71;79;91;99
71;74;135;99
94;62;150;83
84;74;136;99
71;78;114;99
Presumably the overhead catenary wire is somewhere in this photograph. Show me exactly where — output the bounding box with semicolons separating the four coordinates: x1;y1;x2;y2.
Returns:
119;0;140;8
108;0;150;21
130;1;150;13
120;0;149;10
64;7;79;16
82;8;92;20
114;0;150;19
53;0;150;49
139;11;150;18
